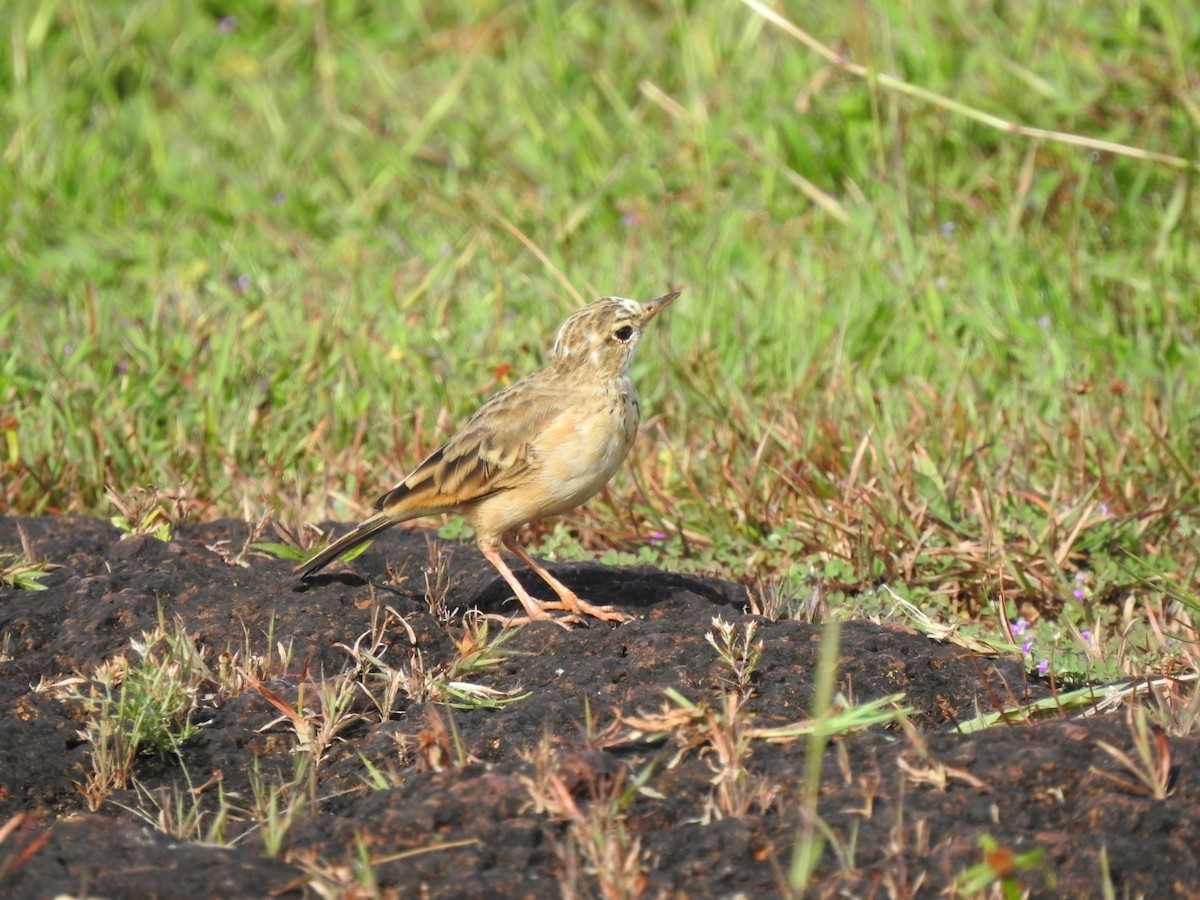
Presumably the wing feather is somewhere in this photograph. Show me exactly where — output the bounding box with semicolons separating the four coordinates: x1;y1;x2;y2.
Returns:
373;371;563;514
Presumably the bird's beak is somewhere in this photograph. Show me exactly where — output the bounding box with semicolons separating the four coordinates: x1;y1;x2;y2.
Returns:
643;289;681;321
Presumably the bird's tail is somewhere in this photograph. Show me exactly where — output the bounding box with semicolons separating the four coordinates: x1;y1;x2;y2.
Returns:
295;512;398;580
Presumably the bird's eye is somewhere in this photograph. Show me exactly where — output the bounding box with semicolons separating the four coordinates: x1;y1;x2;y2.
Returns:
613;325;635;342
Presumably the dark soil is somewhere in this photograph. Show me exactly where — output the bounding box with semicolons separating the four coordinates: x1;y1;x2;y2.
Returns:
1;516;1197;898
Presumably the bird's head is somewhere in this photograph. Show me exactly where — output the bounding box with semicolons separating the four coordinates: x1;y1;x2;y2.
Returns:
550;290;680;375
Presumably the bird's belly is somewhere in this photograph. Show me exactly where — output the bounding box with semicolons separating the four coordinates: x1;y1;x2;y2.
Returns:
473;402;635;534
536;422;629;515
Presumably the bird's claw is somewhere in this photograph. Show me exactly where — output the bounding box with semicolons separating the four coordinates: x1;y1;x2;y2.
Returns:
485;611;583;630
540;596;632;623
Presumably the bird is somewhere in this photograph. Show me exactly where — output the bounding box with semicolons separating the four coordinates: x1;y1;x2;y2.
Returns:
296;289;681;625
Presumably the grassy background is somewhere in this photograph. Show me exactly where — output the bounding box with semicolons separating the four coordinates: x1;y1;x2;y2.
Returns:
3;0;1198;676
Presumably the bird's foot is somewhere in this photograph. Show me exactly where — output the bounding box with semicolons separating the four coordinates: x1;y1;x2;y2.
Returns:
542;593;632;623
485;610;582;630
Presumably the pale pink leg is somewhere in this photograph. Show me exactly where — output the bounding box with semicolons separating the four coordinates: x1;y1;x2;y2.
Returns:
478;542;551;619
503;535;631;623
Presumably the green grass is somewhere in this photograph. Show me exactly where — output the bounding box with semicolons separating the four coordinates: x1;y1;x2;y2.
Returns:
56;618;209;809
3;0;1199;677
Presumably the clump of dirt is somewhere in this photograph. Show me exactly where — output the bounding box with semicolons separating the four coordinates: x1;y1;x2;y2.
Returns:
1;516;1196;897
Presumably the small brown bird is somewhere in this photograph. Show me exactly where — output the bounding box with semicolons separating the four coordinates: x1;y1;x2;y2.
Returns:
297;290;680;624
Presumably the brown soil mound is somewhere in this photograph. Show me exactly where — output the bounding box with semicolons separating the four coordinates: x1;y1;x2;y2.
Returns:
1;517;1195;897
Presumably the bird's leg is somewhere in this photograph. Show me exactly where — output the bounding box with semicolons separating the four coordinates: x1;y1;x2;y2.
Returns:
503;535;632;623
478;541;576;628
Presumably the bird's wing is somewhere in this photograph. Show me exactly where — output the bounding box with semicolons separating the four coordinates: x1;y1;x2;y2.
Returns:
373;373;562;515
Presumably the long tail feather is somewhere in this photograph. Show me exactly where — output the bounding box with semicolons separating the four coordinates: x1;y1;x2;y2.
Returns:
295;513;398;579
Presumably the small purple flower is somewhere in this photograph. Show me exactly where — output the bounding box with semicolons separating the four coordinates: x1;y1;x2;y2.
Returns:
1036;659;1050;676
116;360;130;374
272;191;286;205
1021;639;1034;655
235;273;252;293
1010;617;1029;637
648;531;665;544
1037;315;1052;330
1073;588;1086;601
218;15;238;34
1080;630;1092;641
621;211;640;229
939;221;956;236
1098;503;1111;517
63;343;75;356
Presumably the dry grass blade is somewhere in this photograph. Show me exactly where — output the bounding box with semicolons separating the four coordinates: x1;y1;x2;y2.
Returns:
247;670;366;762
0;525;60;591
105;483;196;539
739;0;1200;171
0;814;52;881
1092;705;1175;799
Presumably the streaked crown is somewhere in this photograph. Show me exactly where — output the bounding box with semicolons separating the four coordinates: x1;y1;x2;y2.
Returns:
550;290;680;375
